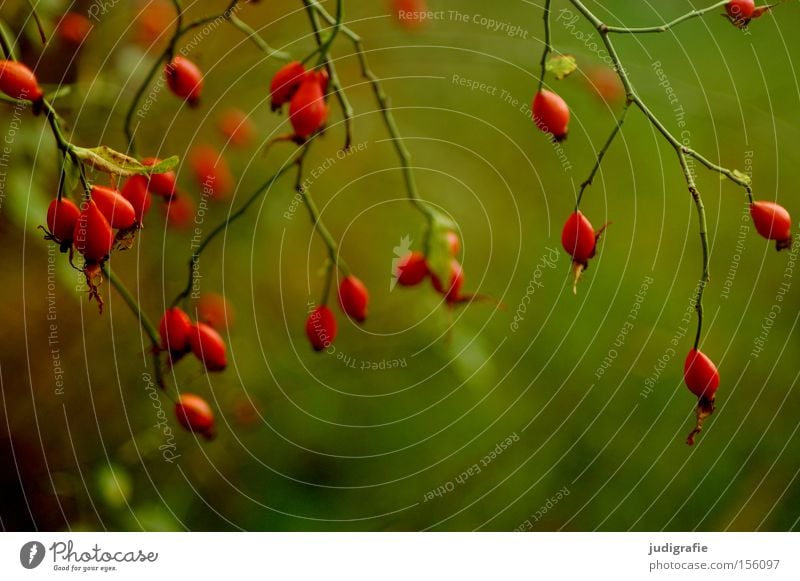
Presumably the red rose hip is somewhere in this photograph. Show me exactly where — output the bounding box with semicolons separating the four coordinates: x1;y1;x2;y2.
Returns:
726;0;755;22
91;185;136;230
561;211;597;265
338;275;369;323
120;176;152;223
47;198;81;243
431;259;464;303
175;393;215;439
73;200;114;262
189;322;227;372
533;89;570;141
306;305;337;351
396;251;429;286
159;307;193;353
164;56;203;106
270;61;306;111
289;73;329;139
190;145;233;200
684;349;720;400
0;60;43;101
142;157;177;198
750;201;792;251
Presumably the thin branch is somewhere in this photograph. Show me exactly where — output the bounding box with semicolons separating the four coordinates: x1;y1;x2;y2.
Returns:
538;0;552;91
604;1;729;34
170;151;304;307
310;1;437;233
125;0;285;154
576;101;631;208
296;151;351;277
228;14;291;60
678;151;710;350
302;0;353;150
102;264;165;388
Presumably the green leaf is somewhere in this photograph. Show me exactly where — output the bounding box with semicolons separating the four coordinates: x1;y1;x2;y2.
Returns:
546;55;578;81
425;211;457;285
95;464;132;509
73;145;178;177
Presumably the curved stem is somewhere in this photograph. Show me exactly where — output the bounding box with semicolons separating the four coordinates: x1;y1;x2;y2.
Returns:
125;0;285;154
170;152;304;307
123;57;163;156
300;188;348;274
566;1;752;194
310;1;436;230
303;0;353;150
101;264;165;388
678;152;709;350
604;1;729;34
576;101;630;208
41;99;92;195
560;0;755;350
228;13;291;60
538;0;552;92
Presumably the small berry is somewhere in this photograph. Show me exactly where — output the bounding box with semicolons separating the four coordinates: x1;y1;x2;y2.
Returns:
217;108;255;148
159;307;193;353
73;200;114;262
135;0;173;46
446;231;461;256
190;145;233;200
0;60;43;102
684;349;720;400
56;12;92;46
306;305;337;351
561;211;598;266
750;201;793;251
270;61;306;111
189;322;227;372
142;158;177;198
532;89;570;141
338;275;370;323
162;192;195;230
289;73;329;140
120;176;152;223
586;66;625;106
396;251;429;286
164;56;203;106
431;259;464;303
91;185;136;230
196;292;235;331
726;0;755;23
391;0;429;30
685;349;720;446
47;198;81;243
562;211;605;294
175;393;215;439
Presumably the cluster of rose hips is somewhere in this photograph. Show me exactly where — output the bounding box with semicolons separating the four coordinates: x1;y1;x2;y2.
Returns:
158;305;229;439
305;231;470;353
395;231;466;301
270;61;330;141
528;1;772;141
526;0;793;445
305;275;370;352
558;180;792;446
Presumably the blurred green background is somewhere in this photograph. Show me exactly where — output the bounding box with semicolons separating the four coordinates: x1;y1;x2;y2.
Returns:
1;0;799;531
